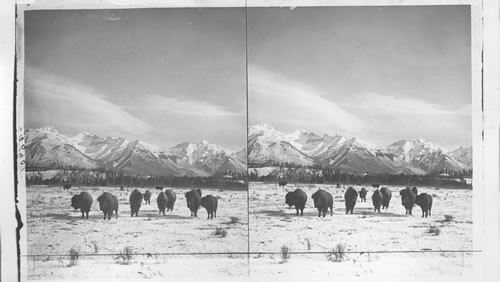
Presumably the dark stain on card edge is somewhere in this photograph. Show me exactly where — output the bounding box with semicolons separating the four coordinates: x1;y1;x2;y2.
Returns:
14;6;23;282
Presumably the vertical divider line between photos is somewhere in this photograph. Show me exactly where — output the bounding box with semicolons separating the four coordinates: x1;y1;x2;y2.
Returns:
244;0;251;276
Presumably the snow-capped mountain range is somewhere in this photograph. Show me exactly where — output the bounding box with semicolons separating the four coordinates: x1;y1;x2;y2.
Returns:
248;123;472;175
25;126;246;177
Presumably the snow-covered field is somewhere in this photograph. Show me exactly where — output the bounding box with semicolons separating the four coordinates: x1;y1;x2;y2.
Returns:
248;182;475;280
25;183;476;280
26;185;248;280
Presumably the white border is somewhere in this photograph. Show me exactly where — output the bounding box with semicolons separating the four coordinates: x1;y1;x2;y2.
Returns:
2;1;497;282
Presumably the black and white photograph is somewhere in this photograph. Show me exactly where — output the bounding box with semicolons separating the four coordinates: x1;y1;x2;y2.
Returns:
3;0;497;282
247;5;478;279
19;6;249;280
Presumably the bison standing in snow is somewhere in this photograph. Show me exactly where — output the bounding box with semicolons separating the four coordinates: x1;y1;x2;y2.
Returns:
165;189;176;211
380;187;392;210
359;187;367;202
63;183;71;190
157;192;168;215
415;193;433;218
278;180;288;187
71;192;93;219
311;189;333;217
344;187;358;214
285;189;307;216
129;189;143;217
96;192;119;220
185;188;202;217
400;187;416;215
200;195;218;220
372;189;383;213
143;190;152;205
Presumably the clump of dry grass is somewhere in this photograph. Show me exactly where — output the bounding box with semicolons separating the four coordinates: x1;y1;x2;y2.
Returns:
280;245;291;263
444;215;454;222
215;227;227;238
428;225;441;236
229;216;240;224
113;246;134;264
326;243;346;262
68;248;79;266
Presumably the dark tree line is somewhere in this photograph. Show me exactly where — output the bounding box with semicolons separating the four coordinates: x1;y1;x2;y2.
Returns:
248;166;473;189
25;166;247;190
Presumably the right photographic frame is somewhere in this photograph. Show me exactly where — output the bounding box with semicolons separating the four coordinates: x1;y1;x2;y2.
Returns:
247;3;483;279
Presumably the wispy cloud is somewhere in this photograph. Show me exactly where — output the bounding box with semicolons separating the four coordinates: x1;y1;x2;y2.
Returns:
341;92;471;117
249;64;370;135
134;95;244;118
25;68;152;136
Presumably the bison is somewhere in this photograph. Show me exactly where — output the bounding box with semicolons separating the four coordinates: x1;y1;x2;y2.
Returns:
63;183;71;190
372;189;383;213
311;189;333;217
185;188;202;217
380;187;392;210
71;192;93;219
143;190;152;205
371;183;380;188
165;189;177;211
155;186;163;191
359;187;367;202
400;187;416;215
96;192;119;220
200;195;218;220
157;192;168;215
415;193;433;218
129;189;143;217
278;180;288;187
344;187;358;214
285;189;307;216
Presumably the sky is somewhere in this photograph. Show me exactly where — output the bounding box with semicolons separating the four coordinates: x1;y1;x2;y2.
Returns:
248;6;472;149
24;8;246;151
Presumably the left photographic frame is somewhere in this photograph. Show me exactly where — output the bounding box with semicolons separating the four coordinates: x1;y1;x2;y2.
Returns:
16;5;249;280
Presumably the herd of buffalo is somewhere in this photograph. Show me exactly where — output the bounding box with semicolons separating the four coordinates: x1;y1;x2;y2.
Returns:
285;185;433;218
68;183;433;221
69;186;218;220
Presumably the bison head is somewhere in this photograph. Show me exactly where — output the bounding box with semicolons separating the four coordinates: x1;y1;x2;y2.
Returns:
285;192;294;207
311;189;322;208
71;195;79;210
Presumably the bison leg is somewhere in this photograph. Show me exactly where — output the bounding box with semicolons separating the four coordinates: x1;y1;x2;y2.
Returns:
86;211;89;219
81;211;85;219
318;209;321;217
296;208;299;216
115;210;119;219
300;208;304;216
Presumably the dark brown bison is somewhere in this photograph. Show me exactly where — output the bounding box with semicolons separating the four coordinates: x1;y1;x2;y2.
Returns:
400;187;416;215
157;192;168;215
120;186;125;191
200;195;218;220
155;186;163;191
185;188;202;217
311;189;333;217
278;180;287;187
71;192;93;219
380;187;392;210
371;183;380;188
415;193;433;218
372;189;383;213
129;189;143;217
96;192;119;220
359;187;367;202
344;187;358;214
165;189;176;211
63;183;71;190
285;189;307;216
143;190;152;205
